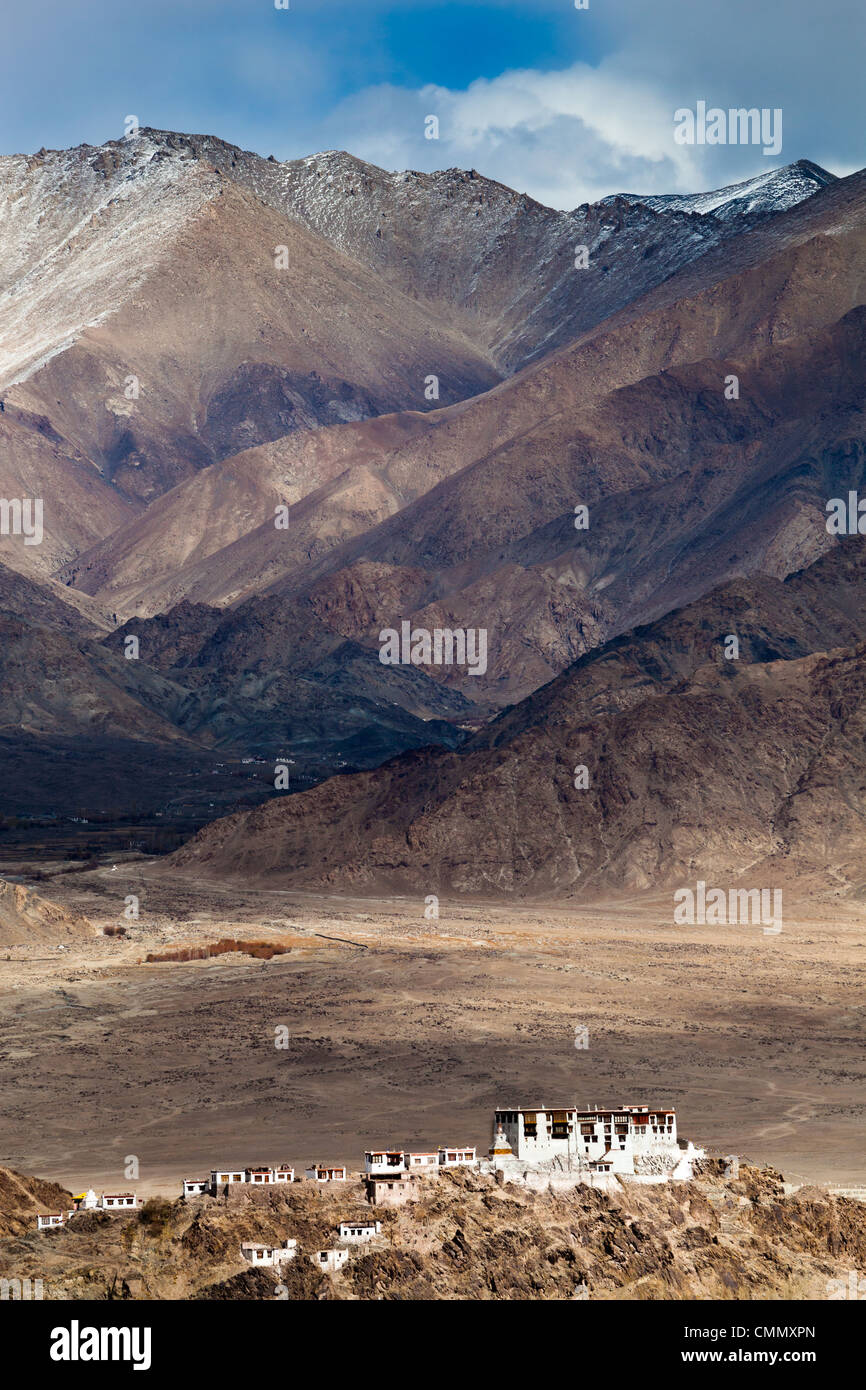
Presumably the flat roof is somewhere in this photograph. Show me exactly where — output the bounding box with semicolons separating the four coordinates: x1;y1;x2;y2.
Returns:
496;1105;675;1114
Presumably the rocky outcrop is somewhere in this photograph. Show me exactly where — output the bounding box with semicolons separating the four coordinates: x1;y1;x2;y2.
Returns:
0;878;93;947
2;1163;863;1300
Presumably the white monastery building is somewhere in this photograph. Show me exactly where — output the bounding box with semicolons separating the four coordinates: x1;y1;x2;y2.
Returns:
53;1096;706;1236
491;1105;701;1178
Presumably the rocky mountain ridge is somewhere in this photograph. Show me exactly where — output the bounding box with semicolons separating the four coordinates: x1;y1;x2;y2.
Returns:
168;540;866;898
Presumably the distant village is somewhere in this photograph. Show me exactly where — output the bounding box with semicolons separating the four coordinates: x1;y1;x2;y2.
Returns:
35;1103;708;1271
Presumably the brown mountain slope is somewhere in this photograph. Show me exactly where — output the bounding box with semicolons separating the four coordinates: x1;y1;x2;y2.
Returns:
167;540;866;899
176;133;834;372
293;305;866;703
3;132;828;548
102;592;479;756
73;165;866;690
57;409;434;610
0;1169;73;1239
0;404;136;582
43;138;840;613
0;134;499;513
0;559;111;635
0;560;200;747
0;562;476;820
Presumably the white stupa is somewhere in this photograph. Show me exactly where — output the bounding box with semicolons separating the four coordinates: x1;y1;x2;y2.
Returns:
489;1123;513;1164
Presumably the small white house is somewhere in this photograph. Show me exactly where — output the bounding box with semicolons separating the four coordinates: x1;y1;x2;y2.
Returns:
338;1220;382;1243
305;1164;348;1183
240;1239;297;1268
406;1152;438;1172
182;1179;208;1198
364;1149;405;1176
100;1193;138;1210
437;1146;477;1168
245;1166;275;1184
211;1168;246;1189
312;1248;349;1272
37;1212;65;1230
243;1164;295;1185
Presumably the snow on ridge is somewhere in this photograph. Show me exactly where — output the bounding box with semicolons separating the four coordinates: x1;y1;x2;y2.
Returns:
0;130;844;393
0;138;217;388
599;160;836;224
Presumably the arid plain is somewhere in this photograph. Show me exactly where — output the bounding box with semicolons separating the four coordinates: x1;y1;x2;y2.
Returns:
1;857;863;1196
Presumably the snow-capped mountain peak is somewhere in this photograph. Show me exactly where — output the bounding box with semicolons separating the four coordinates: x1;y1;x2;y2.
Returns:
598;159;836;224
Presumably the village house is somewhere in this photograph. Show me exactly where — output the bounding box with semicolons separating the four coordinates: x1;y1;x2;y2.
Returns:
245;1164;294;1185
438;1146;477;1168
99;1193;138;1210
365;1173;418;1207
37;1212;66;1230
312;1248;349;1272
240;1239;297;1268
364;1149;405;1176
206;1164;295;1194
304;1164;348;1183
338;1220;382;1243
182;1179;209;1198
211;1167;246;1189
406;1151;439;1172
491;1104;694;1177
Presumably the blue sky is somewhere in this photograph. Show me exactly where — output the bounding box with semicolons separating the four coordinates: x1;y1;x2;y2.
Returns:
1;0;863;206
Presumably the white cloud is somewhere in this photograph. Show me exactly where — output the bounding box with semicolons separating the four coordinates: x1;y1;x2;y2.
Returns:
321;62;719;208
312;0;865;207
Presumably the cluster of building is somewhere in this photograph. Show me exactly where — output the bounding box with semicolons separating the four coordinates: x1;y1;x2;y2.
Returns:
180;1146;478;1206
360;1146;477;1205
36;1189;138;1230
240;1221;383;1273
182;1164;301;1196
35;1103;703;1241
